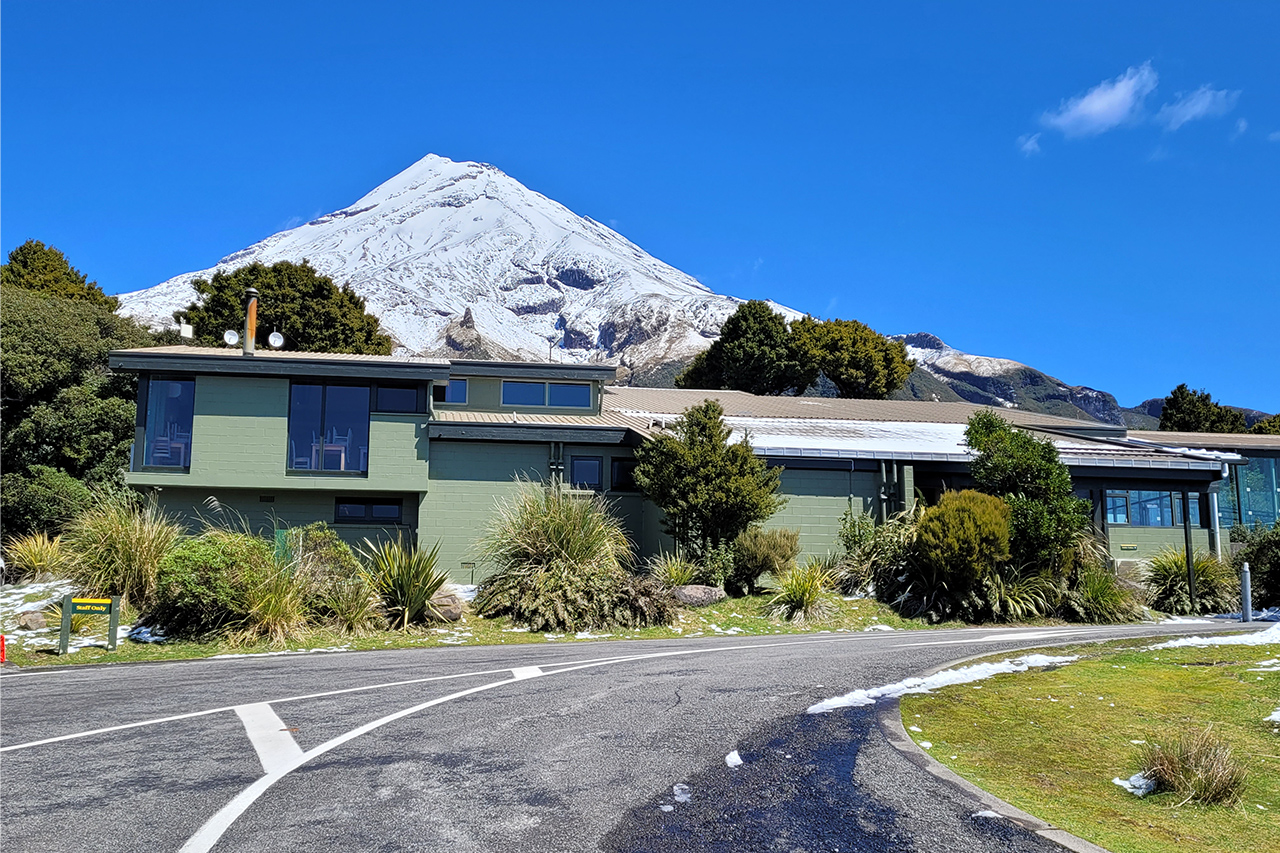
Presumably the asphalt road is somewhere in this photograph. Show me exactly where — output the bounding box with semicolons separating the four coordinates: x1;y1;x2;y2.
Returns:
0;621;1265;853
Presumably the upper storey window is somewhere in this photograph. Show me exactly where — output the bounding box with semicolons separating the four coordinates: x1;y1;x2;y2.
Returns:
431;379;468;404
500;381;591;408
288;384;370;473
143;377;195;469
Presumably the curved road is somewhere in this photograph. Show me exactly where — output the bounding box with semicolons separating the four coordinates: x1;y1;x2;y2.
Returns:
0;622;1264;852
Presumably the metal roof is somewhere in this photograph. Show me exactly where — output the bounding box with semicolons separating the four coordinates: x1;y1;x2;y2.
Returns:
1128;430;1280;453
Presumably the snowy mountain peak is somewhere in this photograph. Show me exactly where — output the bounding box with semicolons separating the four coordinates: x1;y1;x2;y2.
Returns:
117;154;758;370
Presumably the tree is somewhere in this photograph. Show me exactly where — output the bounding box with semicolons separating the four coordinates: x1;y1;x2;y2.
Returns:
1249;414;1280;436
676;300;808;395
179;261;393;355
1158;384;1247;433
1;239;119;310
633;400;786;559
964;410;1089;573
791;316;914;399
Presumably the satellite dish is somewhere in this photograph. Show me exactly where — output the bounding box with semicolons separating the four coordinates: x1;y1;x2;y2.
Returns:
223;330;240;346
268;331;285;348
179;323;194;339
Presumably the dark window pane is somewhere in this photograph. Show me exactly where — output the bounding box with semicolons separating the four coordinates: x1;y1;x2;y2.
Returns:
1172;493;1203;527
288;384;323;470
370;502;401;520
376;385;418;413
323;386;370;472
570;456;603;490
502;381;545;406
611;459;639;492
548;383;591;408
144;378;196;467
432;379;468;404
336;502;366;520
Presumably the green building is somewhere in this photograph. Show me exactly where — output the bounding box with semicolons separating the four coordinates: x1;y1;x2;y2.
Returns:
110;346;1274;583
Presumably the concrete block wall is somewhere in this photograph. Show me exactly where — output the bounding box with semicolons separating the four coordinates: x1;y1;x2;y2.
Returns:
768;469;877;561
1109;526;1212;563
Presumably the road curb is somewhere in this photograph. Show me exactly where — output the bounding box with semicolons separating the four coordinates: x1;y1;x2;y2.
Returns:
875;646;1114;853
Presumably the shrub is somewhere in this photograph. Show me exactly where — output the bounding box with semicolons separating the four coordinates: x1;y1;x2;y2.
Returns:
0;466;94;539
3;531;71;583
1062;561;1142;624
150;531;273;638
238;558;311;645
837;508;876;560
359;537;448;630
1137;727;1249;806
916;491;1012;589
727;527;801;597
697;543;735;588
617;575;679;628
647;553;697;588
320;577;383;635
765;557;838;623
1143;548;1239;615
62;491;185;610
473;482;667;631
851;505;922;598
981;568;1056;622
286;521;360;583
1232;521;1279;609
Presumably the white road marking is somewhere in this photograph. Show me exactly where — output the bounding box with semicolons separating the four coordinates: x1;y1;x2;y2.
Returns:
510;666;543;680
234;703;303;776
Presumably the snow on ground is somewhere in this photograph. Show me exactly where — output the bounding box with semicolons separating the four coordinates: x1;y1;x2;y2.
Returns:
1266;707;1280;724
806;654;1078;714
1213;607;1280;622
1145;622;1280;650
210;646;351;659
1159;615;1214;624
1113;772;1157;797
449;584;478;602
724;750;743;768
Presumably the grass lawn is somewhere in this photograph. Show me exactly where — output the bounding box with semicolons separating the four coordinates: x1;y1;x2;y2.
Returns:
0;584;945;668
900;635;1280;853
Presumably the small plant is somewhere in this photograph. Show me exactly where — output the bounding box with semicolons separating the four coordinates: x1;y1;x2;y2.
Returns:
1062;561;1141;624
1137;727;1249;806
1143;548;1239;615
765;557;837;623
61;491;185;610
321;576;383;634
4;531;70;582
697;543;735;588
647;552;697;588
982;568;1056;622
43;601;98;634
359;536;447;630
238;557;310;645
728;527;801;596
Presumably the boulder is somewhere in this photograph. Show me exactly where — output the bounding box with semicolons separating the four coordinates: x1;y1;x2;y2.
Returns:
432;592;464;622
16;611;47;631
672;584;726;608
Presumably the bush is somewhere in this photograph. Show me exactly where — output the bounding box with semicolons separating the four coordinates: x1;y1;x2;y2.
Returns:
837;508;876;561
1062;561;1142;624
1143;548;1239;615
916;491;1012;589
847;505;922;598
286;521;360;583
62;491;185;610
765;557;838;623
647;553;697;588
617;575;679;628
1137;727;1249;806
0;466;94;538
359;537;448;630
151;532;274;638
1232;521;1279;608
473;483;671;631
3;531;71;583
727;528;801;597
697;543;735;588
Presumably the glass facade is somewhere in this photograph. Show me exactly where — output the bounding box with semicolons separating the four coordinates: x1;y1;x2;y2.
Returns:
1106;490;1205;528
143;377;195;468
1218;456;1279;529
288;384;370;473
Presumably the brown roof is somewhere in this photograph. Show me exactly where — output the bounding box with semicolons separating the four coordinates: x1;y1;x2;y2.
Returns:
603;386;1119;432
1128;430;1280;452
432;409;650;431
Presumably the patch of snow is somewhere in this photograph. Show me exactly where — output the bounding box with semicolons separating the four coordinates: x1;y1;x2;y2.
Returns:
919;741;933;749
1146;622;1280;650
1160;615;1214;624
1249;659;1280;672
1113;772;1157;797
1265;707;1280;724
807;654;1078;714
210;646;350;659
659;805;674;812
709;624;744;635
574;631;612;639
725;750;743;768
449;583;478;602
908;725;923;732
1214;607;1280;622
863;624;895;632
972;810;1003;819
672;783;691;803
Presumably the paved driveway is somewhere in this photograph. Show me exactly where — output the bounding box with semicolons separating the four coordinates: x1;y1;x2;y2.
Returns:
0;622;1261;852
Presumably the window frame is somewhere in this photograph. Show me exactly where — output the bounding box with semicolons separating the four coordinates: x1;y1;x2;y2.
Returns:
333;496;404;525
1105;490;1130;526
286;381;372;475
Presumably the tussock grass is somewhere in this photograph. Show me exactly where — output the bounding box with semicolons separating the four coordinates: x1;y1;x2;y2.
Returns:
646;552;697;589
765;557;837;623
61;492;184;610
4;532;70;582
1138;726;1249;807
320;576;383;635
1143;547;1239;615
236;558;310;646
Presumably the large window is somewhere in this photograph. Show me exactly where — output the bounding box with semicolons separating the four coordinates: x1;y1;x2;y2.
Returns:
1130;491;1173;527
1107;490;1205;528
500;380;592;408
288;384;370;473
1105;491;1129;525
143;377;195;469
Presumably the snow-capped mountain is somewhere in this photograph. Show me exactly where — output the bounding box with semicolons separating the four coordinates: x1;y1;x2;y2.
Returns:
117;154;795;373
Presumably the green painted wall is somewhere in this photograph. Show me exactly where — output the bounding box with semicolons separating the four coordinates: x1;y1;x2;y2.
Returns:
420;441;551;583
767;469;877;560
140;487;418;550
1108;526;1212;562
128;375;429;493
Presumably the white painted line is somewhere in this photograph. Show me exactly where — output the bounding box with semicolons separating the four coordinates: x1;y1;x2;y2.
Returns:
234;703;304;776
510;666;542;680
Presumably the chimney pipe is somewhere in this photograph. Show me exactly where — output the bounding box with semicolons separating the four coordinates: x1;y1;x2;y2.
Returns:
243;287;259;356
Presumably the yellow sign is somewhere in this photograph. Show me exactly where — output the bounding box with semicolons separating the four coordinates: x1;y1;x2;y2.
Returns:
70;598;113;614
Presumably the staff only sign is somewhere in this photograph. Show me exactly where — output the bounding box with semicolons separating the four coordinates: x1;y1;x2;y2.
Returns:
58;595;121;655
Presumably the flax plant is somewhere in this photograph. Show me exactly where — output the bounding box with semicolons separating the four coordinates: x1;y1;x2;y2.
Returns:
358;537;447;630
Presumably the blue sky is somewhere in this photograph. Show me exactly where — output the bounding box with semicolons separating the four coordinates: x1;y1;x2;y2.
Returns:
4;2;1277;412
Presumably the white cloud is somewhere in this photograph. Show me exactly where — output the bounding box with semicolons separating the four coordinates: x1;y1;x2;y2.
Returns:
1041;62;1158;137
1232;118;1249;140
1268;131;1280;142
1016;132;1042;156
1156;85;1241;130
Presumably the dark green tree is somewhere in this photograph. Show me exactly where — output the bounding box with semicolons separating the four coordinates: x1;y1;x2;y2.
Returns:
791;316;914;399
1158;384;1248;433
179;261;392;354
1;239;119;310
1249;413;1280;436
964;410;1090;573
633;400;786;559
676;300;808;395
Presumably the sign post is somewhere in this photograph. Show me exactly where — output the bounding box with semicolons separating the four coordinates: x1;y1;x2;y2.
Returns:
58;595;121;655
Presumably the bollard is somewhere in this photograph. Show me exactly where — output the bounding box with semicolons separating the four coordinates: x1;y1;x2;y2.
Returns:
1241;562;1252;623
